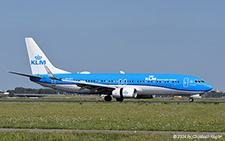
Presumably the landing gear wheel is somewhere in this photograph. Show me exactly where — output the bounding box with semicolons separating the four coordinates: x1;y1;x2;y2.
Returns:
104;96;112;101
116;98;123;102
189;98;194;102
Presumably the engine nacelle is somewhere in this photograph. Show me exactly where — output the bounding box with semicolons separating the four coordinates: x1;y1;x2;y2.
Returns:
190;94;202;99
112;87;137;98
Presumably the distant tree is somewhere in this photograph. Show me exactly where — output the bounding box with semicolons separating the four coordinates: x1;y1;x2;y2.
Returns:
9;93;14;97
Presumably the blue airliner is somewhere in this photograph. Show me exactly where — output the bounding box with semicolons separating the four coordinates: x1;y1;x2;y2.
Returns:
10;38;213;102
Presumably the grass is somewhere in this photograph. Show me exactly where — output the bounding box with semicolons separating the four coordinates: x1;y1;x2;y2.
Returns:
1;96;225;102
0;131;224;141
0;102;224;132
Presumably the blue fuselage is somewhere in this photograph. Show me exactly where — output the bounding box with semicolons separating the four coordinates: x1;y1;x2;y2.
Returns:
30;73;213;94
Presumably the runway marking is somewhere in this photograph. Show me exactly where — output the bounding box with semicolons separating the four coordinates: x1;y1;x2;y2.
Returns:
0;128;224;134
0;101;224;103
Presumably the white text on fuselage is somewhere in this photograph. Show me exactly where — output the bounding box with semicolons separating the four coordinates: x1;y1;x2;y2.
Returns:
145;75;177;81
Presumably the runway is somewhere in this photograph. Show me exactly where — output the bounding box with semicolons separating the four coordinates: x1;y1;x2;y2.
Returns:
0;100;224;103
0;128;224;135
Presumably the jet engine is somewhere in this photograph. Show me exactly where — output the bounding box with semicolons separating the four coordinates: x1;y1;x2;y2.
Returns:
112;87;137;98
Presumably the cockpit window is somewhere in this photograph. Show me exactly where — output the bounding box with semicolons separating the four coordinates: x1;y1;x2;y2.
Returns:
195;80;204;83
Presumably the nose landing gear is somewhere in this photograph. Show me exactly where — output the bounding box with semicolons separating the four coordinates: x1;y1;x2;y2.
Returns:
189;98;194;102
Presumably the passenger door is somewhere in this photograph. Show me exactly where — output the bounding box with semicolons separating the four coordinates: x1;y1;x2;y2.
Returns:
183;77;189;88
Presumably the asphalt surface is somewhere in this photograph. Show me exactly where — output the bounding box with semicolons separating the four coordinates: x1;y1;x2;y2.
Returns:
0;100;224;103
0;128;224;135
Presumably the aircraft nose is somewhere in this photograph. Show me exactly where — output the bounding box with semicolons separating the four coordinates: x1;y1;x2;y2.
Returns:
204;83;213;91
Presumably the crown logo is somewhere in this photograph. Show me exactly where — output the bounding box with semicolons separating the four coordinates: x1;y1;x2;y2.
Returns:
35;55;42;60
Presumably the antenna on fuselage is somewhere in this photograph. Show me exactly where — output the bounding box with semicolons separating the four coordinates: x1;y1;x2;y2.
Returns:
120;71;125;74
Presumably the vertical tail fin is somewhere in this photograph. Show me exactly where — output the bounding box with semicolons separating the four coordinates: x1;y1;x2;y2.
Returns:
25;38;70;75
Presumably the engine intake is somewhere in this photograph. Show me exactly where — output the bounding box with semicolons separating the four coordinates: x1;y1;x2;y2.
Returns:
112;87;137;98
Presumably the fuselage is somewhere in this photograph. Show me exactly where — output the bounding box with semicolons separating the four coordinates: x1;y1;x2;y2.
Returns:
30;73;213;96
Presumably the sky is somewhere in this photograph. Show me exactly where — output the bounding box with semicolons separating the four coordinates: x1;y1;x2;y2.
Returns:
0;0;225;90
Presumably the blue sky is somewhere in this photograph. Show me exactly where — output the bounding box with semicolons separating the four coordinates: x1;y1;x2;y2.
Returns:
0;0;225;90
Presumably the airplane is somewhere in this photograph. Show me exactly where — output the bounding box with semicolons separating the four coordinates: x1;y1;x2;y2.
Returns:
9;38;213;102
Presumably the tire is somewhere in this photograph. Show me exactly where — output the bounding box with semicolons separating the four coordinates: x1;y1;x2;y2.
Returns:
104;96;112;101
116;98;123;102
189;98;194;102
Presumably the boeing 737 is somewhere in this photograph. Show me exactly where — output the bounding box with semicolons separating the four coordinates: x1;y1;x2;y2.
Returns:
10;38;213;102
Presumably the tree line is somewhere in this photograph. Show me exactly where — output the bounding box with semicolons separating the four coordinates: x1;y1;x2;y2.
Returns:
7;87;66;94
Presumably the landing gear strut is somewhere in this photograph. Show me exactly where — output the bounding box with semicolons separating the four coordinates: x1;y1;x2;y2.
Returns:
104;95;112;101
116;98;123;102
189;98;194;102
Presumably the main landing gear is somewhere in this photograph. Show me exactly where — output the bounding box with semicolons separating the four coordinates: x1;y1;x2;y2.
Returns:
103;96;124;102
116;98;123;102
189;98;194;102
104;95;112;102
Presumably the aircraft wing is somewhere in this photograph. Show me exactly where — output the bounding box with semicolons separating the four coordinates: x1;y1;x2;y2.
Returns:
44;66;116;91
61;79;116;89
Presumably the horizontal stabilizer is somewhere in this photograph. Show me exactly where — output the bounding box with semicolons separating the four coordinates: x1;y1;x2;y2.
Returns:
9;71;42;79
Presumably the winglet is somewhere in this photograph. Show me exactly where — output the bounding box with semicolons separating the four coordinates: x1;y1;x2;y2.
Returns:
44;65;61;81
